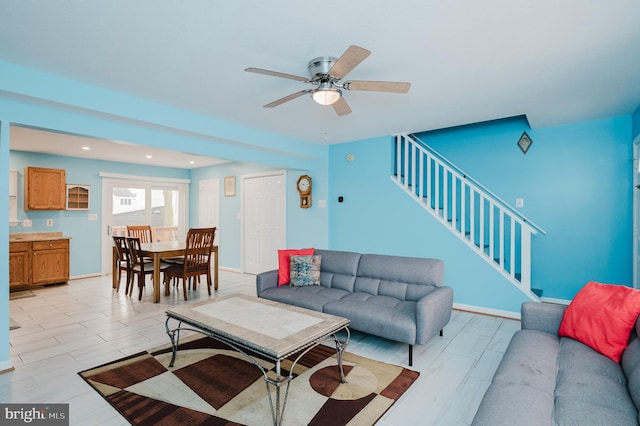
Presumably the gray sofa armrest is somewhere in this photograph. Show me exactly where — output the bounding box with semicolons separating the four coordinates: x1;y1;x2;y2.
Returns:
521;301;567;335
416;286;454;345
256;270;278;296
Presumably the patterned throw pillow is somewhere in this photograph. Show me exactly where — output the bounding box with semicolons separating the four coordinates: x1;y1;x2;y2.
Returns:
289;255;322;287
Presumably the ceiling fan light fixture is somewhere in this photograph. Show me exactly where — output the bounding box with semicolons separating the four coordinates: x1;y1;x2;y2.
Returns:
312;87;341;106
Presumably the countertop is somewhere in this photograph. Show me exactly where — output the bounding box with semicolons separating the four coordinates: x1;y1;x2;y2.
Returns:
9;232;71;242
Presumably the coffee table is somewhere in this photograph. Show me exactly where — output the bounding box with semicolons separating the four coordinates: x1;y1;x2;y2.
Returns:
164;294;350;425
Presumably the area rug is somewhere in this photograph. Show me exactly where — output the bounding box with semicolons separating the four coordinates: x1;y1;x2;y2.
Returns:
79;336;419;425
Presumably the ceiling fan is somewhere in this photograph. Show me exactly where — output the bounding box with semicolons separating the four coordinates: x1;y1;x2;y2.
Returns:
245;45;411;116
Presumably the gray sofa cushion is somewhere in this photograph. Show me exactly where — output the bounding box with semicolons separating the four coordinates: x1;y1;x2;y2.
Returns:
315;249;360;292
554;337;637;425
324;295;417;343
472;383;554;426
627;362;640;412
259;285;349;312
623;339;640;412
472;329;559;426
357;254;444;286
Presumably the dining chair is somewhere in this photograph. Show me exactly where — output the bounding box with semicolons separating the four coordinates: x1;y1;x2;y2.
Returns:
126;237;170;300
127;225;153;243
112;236;132;294
163;227;216;300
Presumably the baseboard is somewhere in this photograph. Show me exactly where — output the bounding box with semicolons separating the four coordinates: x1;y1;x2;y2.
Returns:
453;303;521;320
0;359;14;374
70;273;102;281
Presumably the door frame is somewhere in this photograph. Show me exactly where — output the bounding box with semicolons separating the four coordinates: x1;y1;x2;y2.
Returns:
240;170;287;273
100;172;190;275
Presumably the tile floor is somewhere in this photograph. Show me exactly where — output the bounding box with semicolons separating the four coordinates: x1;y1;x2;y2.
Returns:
4;271;519;425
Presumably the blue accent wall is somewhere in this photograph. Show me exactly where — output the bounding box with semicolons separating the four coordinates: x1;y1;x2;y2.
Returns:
416;116;632;300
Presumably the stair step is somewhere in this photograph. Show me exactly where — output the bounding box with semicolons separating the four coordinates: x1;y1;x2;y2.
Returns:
531;288;542;297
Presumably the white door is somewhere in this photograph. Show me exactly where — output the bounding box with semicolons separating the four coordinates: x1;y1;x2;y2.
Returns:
243;172;286;274
199;178;220;244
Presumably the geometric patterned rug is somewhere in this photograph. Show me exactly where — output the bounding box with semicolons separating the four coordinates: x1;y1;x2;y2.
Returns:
79;336;419;425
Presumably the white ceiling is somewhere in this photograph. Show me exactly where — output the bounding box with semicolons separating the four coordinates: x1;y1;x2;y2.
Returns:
2;1;640;164
10;125;228;169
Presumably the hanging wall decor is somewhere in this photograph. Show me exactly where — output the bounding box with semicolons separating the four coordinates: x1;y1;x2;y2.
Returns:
517;131;533;154
224;176;236;197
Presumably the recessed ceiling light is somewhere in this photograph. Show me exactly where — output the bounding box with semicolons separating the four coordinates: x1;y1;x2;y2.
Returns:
146;155;152;159
189;160;195;164
82;146;90;150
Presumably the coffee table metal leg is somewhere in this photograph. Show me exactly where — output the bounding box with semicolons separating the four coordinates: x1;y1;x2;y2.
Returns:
165;317;182;368
334;327;351;383
263;360;292;426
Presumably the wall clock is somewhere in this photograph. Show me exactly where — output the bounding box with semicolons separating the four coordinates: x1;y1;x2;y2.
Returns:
297;175;312;208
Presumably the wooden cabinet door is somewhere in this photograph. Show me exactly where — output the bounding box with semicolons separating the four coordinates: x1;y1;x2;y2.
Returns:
9;242;31;290
25;167;66;210
32;240;69;285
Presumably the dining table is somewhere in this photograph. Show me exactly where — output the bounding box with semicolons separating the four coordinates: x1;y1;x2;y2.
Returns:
112;240;219;303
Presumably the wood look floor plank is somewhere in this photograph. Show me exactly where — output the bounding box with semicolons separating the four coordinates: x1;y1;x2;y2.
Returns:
5;271;520;425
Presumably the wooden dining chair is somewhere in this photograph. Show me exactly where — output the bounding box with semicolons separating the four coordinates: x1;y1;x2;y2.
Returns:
163;227;216;300
112;236;132;294
127;225;153;243
126;237;170;300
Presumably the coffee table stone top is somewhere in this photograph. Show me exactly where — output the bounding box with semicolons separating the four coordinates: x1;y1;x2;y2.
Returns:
166;294;349;359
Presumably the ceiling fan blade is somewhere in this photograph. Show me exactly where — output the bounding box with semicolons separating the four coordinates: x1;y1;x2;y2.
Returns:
245;67;310;83
263;90;312;108
329;45;371;79
332;97;352;116
345;81;411;93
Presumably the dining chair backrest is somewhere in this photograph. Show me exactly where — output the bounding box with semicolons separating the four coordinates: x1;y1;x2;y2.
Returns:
125;237;147;270
112;236;130;266
183;227;216;272
127;225;153;243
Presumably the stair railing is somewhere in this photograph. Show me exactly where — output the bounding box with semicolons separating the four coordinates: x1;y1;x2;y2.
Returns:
392;133;546;299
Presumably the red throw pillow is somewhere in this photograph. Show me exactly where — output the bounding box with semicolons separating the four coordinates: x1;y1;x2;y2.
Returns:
558;281;640;362
277;248;314;286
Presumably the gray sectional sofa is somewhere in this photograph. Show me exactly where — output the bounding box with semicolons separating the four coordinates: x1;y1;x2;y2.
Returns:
472;301;640;425
256;249;453;366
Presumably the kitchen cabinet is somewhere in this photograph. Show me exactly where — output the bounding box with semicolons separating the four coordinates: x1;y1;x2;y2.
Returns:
9;241;30;290
31;239;70;285
9;234;70;291
25;166;66;210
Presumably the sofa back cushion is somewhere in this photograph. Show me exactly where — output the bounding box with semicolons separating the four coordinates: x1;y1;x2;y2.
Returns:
621;319;640;411
354;254;444;301
315;249;360;292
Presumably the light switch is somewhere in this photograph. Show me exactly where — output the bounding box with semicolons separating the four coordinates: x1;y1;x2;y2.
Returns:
516;198;524;208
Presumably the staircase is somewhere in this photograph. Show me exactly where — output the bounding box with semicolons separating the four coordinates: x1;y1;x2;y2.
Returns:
392;133;546;300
